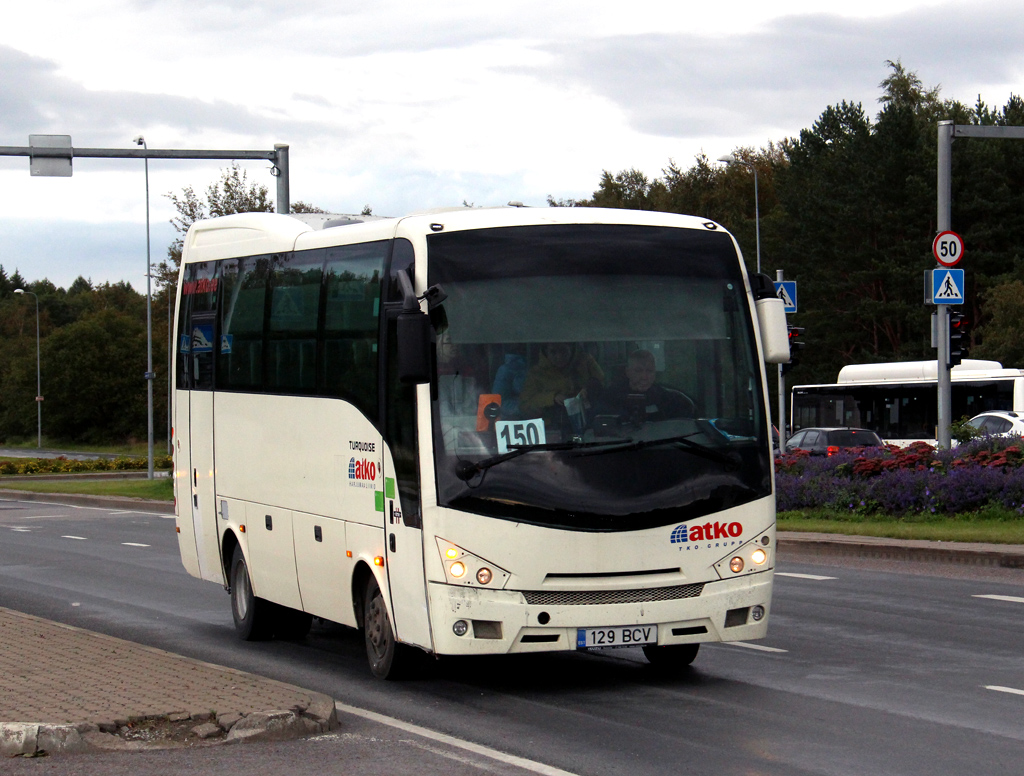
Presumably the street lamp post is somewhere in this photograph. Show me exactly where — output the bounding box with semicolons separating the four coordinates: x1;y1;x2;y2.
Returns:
717;154;761;275
134;135;155;479
13;289;42;448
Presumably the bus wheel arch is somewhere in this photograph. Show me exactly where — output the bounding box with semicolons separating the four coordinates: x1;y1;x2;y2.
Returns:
221;529;241;588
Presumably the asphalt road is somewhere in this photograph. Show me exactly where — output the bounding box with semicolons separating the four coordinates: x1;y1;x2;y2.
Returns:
1;496;1023;776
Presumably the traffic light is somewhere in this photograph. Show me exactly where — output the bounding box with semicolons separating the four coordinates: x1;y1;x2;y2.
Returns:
948;311;970;366
782;325;805;375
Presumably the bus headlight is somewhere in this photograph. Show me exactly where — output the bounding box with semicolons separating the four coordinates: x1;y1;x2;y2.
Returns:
436;538;511;588
751;549;767;565
729;556;744;573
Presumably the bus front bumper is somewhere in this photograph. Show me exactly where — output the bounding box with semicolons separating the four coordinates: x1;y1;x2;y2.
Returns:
424;571;773;656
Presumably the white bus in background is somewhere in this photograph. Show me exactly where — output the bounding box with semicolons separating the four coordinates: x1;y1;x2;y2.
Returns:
790;360;1024;446
172;206;789;678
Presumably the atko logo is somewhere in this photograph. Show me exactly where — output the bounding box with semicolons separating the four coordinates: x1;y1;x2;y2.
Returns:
348;458;378;489
670;521;743;543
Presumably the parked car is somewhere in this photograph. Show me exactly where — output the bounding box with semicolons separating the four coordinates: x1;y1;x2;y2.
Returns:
966;411;1024;438
784;427;884;456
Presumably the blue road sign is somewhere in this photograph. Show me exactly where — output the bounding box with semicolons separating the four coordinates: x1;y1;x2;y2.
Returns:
774;281;797;313
932;268;964;304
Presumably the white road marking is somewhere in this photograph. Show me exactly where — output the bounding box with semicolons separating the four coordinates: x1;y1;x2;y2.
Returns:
776;572;837;580
122;542;150;547
334;701;580;776
723;641;789;653
973;594;1024;604
986;685;1024;697
10;527;31;532
61;535;87;540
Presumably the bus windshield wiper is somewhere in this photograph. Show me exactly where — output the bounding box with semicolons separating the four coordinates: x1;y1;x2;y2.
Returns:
570;434;739;470
455;439;630;481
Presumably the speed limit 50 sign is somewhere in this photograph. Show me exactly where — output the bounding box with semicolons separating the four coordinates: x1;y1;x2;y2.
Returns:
933;230;964;267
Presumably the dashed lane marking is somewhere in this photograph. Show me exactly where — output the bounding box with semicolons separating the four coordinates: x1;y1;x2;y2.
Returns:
723;641;788;653
122;542;150;547
986;685;1024;697
334;701;580;776
973;594;1024;604
776;572;837;580
10;527;31;532
61;535;87;540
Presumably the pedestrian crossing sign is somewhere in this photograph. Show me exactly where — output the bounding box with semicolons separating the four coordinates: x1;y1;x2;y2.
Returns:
774;281;797;313
932;268;964;304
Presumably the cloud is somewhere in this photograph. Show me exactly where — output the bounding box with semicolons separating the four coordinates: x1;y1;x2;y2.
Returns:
0;43;343;149
528;2;1024;140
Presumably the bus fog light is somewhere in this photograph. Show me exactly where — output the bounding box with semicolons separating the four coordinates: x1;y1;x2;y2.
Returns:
751;605;765;621
450;561;466;578
453;620;469;636
751;549;767;565
729;556;744;573
476;567;493;585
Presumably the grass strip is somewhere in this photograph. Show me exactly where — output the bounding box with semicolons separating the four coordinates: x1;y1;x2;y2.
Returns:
0;478;174;501
779;508;1024;544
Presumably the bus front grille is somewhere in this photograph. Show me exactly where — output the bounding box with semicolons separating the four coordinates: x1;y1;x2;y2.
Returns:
521;583;704;606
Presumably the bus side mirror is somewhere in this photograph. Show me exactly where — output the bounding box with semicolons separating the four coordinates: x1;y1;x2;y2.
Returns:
750;273;790;364
397;310;432;384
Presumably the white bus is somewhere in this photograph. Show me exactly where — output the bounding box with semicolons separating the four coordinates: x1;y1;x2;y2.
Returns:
172;206;789;678
790;360;1024;446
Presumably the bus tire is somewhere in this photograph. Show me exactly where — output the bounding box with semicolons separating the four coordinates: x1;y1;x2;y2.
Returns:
643;642;699;668
229;545;275;641
274;607;313;641
363;577;412;679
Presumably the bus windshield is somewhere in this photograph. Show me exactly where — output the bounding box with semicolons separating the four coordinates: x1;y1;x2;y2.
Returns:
426;224;772;532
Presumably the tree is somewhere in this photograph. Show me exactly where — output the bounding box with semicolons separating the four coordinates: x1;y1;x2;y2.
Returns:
160;165;329;287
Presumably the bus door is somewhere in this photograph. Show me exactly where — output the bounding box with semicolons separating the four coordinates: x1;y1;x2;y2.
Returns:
380;273;432;650
183;262;221;583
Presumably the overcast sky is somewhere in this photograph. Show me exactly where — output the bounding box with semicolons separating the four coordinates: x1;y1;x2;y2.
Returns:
1;0;1021;291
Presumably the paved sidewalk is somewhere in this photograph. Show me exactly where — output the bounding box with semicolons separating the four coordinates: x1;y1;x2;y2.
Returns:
0;608;336;756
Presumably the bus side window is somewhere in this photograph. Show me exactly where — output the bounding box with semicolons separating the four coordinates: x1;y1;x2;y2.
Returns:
176;264;195;390
322;242;387;416
218;256;269;392
266;251;323;394
187;261;220;392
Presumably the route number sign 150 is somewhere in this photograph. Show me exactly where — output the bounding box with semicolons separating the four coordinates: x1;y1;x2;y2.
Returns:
933;231;964;267
495;419;546;454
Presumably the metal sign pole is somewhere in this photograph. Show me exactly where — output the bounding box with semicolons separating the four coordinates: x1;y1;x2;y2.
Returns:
777;269;787;450
936;121;953;449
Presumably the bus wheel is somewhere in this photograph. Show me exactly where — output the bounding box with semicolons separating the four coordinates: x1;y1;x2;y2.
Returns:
229;546;274;641
363;577;409;679
643;643;699;668
274;607;313;641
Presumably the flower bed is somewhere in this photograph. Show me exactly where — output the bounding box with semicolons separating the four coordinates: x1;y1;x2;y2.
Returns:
775;438;1024;515
0;455;173;476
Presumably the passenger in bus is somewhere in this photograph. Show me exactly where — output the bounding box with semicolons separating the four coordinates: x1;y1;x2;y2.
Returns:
491;347;527;418
520;342;604;427
436;332;484;450
597;349;695;424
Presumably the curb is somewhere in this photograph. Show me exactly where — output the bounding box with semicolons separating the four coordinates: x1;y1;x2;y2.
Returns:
0;699;339;756
0;489;174;514
778;531;1024;568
